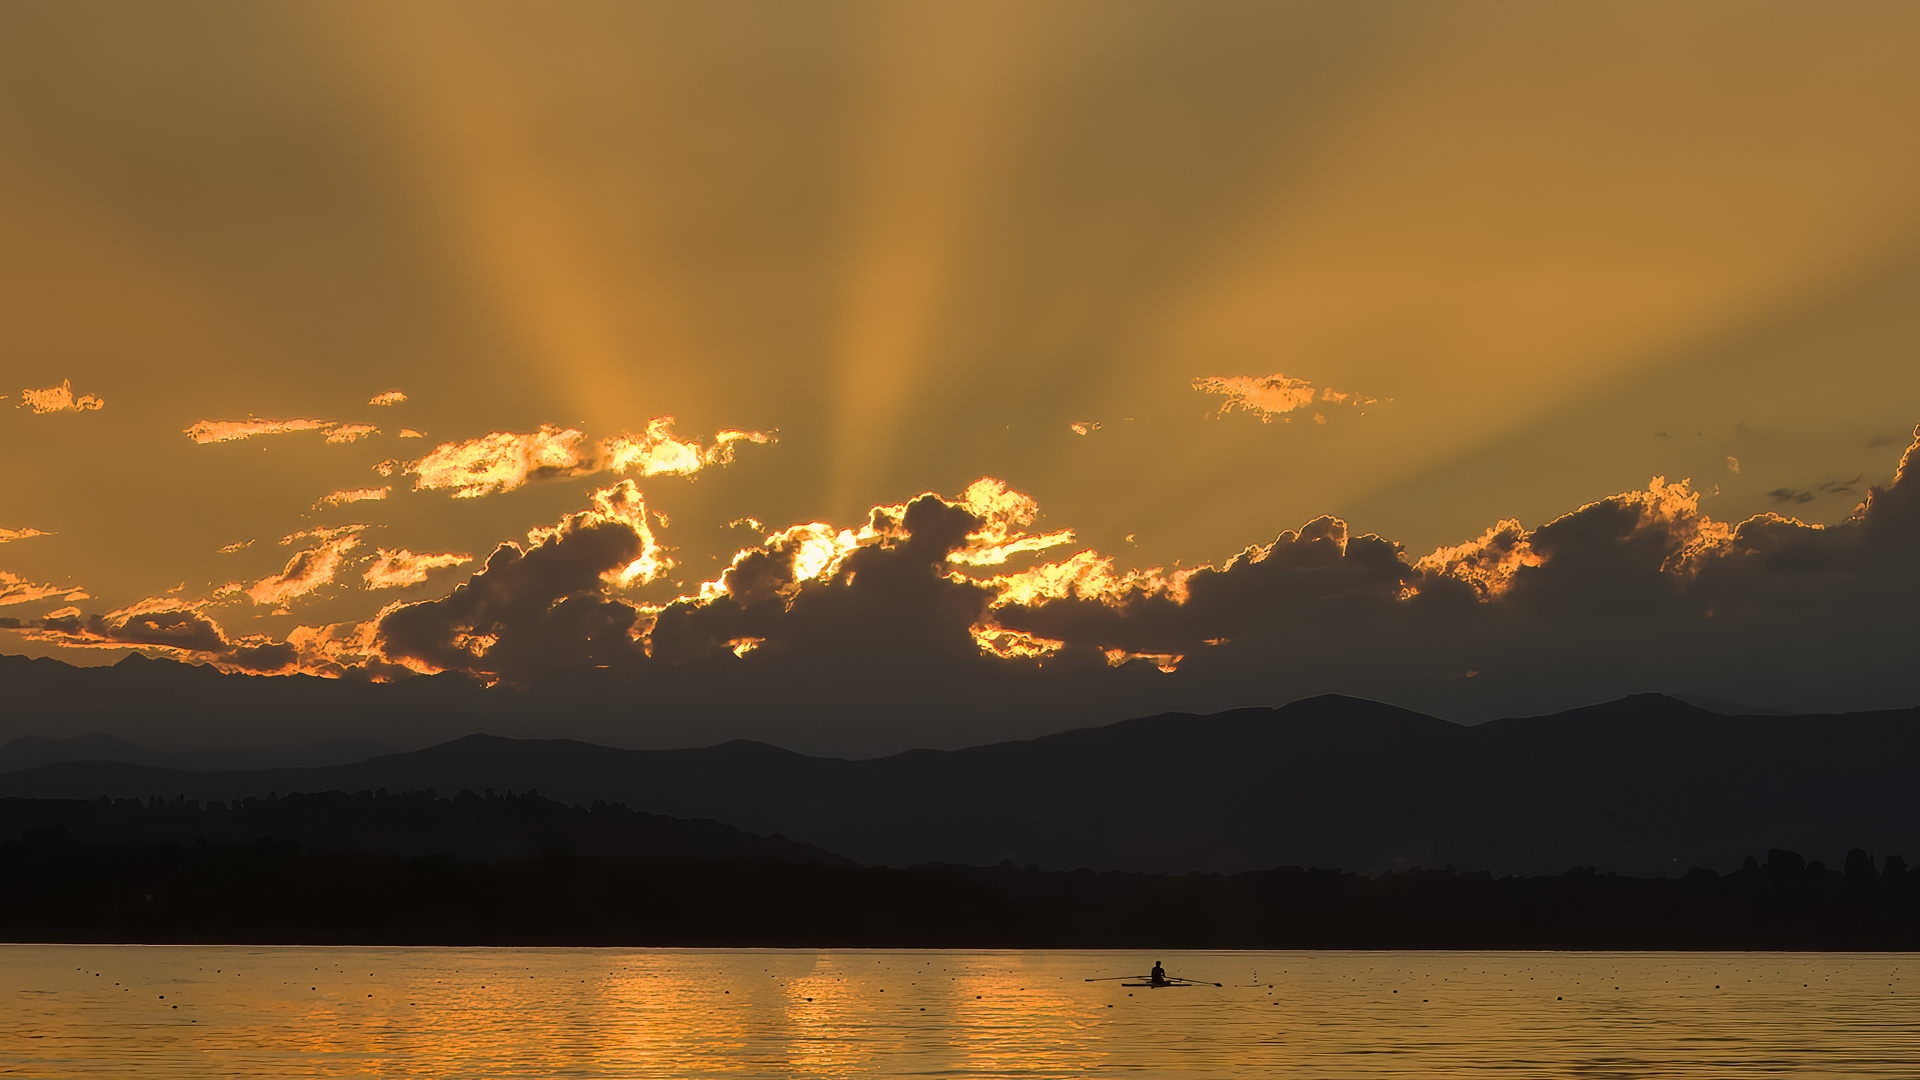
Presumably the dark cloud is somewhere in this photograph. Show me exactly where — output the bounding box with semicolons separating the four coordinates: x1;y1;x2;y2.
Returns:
329;428;1920;747
224;640;300;673
0;602;324;677
1818;474;1865;497
375;505;651;681
26;430;1910;754
649;495;994;669
2;605;230;654
1768;488;1817;505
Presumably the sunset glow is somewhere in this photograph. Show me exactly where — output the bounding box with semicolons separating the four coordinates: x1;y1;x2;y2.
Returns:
1;2;1917;748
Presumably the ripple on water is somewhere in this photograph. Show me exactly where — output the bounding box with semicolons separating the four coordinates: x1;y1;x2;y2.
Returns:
1;947;1916;1078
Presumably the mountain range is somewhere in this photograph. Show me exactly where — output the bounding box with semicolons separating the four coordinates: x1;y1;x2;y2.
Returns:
4;691;1917;876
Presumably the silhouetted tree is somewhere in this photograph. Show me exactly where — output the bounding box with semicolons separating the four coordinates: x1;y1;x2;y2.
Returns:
1767;848;1806;876
1846;848;1878;882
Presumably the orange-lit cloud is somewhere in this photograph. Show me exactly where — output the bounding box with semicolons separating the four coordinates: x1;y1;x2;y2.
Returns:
603;418;774;478
1070;421;1100;435
0;597;228;653
325;423;379;443
375;481;665;680
0;597;310;673
185;418;331;443
1415;520;1541;600
1192;374;1379;423
397;428;425;438
248;529;364;605
949;477;1074;566
363;548;471;589
409;418;772;498
280;524;365;546
687;476;1065;614
217;540;254;554
316;487;390;508
986;549;1157;609
0;570;77;607
545;480;666;588
971;626;1063;660
18;380;103;413
68;424;1893;731
1103;647;1183;673
0;528;51;543
278;615;400;677
369;390;408;406
410;425;594;497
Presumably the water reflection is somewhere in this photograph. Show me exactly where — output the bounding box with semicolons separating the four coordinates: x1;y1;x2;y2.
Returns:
2;947;1916;1078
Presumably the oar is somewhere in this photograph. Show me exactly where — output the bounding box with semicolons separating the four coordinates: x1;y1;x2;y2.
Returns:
1164;977;1223;987
1084;975;1152;982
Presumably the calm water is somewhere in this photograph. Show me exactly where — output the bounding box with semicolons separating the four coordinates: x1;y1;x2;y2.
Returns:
2;946;1915;1078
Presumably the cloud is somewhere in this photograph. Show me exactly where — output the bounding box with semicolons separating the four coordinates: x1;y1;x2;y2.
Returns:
409;418;772;498
369;391;408;406
409;426;595;498
248;529;365;606
280;524;364;546
1727;456;1740;474
24;420;1920;751
0;528;51;544
18;380;103;413
1768;488;1817;505
1192;374;1379;423
647;490;997;670
1070;421;1100;435
0;597;313;674
1413;520;1540;601
221;639;301;673
186;418;396;445
186;418;331;444
363;549;471;589
398;429;425;439
316;487;390;508
603;418;773;477
375;481;662;679
0;571;78;607
0;597;229;653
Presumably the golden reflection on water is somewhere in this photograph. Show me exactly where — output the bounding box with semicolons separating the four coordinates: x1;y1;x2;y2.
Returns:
3;947;1918;1078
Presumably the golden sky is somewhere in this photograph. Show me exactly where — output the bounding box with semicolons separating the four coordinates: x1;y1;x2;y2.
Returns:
3;2;1919;744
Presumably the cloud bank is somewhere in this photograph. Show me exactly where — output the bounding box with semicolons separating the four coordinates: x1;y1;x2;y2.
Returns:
6;415;1918;751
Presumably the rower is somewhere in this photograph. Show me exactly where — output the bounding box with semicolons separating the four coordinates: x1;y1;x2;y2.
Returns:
1150;961;1168;986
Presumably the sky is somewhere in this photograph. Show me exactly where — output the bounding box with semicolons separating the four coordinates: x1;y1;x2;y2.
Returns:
3;2;1919;752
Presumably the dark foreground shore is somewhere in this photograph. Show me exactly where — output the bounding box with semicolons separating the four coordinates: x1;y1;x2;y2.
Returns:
5;826;1918;949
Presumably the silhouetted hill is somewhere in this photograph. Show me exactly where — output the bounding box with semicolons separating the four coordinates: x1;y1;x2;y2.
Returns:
5;692;1920;875
0;789;848;865
0;732;400;773
0;733;167;772
0;653;491;759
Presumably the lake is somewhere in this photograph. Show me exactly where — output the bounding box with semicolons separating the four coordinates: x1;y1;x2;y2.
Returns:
3;946;1915;1077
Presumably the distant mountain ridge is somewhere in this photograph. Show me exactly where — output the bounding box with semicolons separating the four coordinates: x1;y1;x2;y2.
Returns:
3;692;1917;876
0;732;400;774
0;788;847;865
